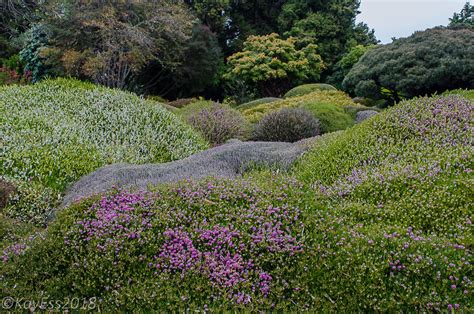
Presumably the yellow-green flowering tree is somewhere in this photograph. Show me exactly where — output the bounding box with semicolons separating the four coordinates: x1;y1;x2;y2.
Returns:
224;33;324;97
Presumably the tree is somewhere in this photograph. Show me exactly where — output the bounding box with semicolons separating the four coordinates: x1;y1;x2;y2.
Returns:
328;44;375;88
224;33;323;97
342;27;474;103
278;0;378;70
24;0;195;89
450;2;474;28
139;24;222;98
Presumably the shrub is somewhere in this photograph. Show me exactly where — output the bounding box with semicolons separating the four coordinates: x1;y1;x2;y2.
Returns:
178;100;214;119
0;179;16;210
237;97;281;110
355;110;378;123
0;78;207;224
252;108;320;142
443;89;474;100
284;83;337;98
146;95;168;103
187;103;248;145
294;95;473;233
299;102;354;133
241;90;360;123
168;98;199;108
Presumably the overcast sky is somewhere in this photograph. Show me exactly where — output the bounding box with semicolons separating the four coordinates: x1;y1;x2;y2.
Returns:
356;0;467;43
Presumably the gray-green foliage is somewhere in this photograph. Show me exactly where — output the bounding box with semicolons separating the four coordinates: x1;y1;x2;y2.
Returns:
343;27;474;102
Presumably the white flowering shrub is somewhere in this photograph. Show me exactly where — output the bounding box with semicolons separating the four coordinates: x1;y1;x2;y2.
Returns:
0;78;207;224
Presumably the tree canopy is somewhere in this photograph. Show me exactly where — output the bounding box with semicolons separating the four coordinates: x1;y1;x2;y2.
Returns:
342;27;474;102
224;33;323;97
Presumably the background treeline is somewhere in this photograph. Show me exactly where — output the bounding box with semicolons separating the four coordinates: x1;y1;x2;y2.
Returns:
0;0;473;103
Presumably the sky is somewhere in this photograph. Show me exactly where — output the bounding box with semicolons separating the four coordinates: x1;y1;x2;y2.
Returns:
356;0;467;43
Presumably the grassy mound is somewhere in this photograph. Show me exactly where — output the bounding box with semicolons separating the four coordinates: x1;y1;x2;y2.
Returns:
1;95;472;311
237;97;281;110
299;102;354;133
0;78;207;224
443;89;474;100
284;83;337;98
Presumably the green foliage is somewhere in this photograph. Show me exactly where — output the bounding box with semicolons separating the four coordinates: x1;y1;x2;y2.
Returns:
178;100;215;119
252;108;320;142
31;1;194;89
284;83;337;98
328;44;375;88
343;27;474;102
279;0;378;69
241;90;359;123
449;2;474;28
295;95;473;232
224;33;323;97
19;24;56;82
443;88;474;100
236;97;281;110
299;102;354;133
0;78;207;224
140;24;222;98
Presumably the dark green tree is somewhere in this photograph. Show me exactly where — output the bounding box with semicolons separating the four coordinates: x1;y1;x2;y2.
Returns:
328;44;375;89
278;0;377;69
450;2;474;28
342;27;474;103
140;24;222;98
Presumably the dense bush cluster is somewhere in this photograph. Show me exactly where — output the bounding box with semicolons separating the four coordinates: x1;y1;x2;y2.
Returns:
343;27;474;102
252;108;320;142
1;94;473;311
0;78;206;224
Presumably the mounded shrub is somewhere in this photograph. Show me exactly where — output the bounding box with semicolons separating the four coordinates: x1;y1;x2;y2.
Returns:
237;97;281;110
355;110;378;123
168;98;198;108
252;108;320;142
187;103;248;146
299;102;354;133
241;90;360;123
295;95;473;233
0;78;207;224
178;100;215;120
0;179;16;210
284;83;337;98
443;89;474;100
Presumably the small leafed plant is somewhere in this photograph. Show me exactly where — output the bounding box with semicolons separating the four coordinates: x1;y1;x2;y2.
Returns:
252;108;320;142
187;103;248;145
